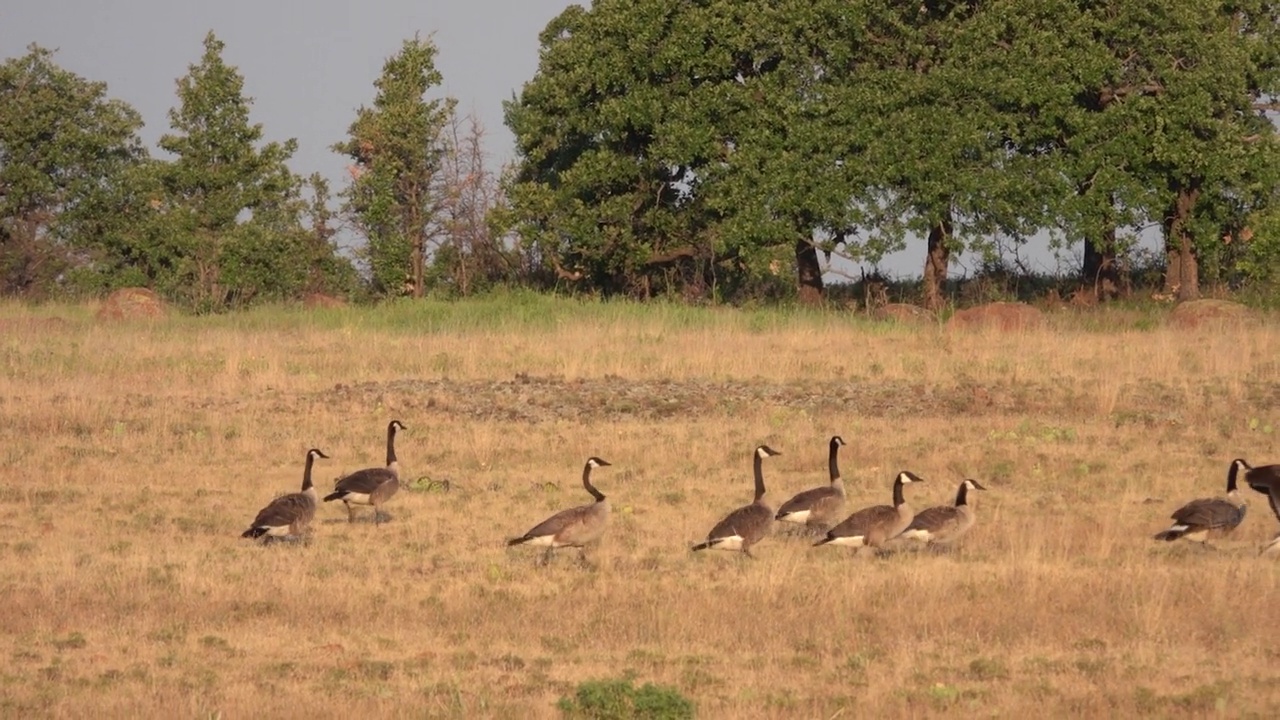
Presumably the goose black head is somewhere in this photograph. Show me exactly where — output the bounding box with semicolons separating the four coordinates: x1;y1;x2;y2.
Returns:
1227;458;1252;491
307;448;331;460
896;470;925;484
756;445;782;459
830;436;847;447
963;478;986;491
389;420;408;432
586;457;611;469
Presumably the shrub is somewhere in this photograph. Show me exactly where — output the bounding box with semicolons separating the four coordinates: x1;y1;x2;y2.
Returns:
557;675;695;719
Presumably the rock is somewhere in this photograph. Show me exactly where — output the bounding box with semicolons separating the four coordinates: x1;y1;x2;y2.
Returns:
96;288;167;321
947;302;1044;331
1169;299;1250;328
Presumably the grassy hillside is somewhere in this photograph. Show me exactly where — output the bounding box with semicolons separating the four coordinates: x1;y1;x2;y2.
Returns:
1;295;1278;718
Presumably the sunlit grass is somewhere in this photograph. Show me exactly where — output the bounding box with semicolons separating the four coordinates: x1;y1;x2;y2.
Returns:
0;295;1278;717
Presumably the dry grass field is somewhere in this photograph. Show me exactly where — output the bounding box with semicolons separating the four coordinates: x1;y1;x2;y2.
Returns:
2;293;1279;718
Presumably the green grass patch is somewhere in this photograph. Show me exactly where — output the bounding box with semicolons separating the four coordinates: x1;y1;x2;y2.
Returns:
557;674;695;719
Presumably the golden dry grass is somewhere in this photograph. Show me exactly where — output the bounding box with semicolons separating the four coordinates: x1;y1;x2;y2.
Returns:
2;295;1280;718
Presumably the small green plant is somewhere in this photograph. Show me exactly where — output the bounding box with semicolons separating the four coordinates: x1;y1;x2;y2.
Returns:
968;657;1009;681
658;491;685;506
557;675;695;719
1247;417;1275;434
409;477;453;493
52;632;87;651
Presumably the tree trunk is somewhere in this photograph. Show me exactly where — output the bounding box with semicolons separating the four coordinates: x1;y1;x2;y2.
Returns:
1163;183;1201;300
411;234;425;299
922;214;952;312
794;237;824;305
1083;226;1123;301
1080;189;1124;301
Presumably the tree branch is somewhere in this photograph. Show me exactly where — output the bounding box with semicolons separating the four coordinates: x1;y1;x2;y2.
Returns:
644;247;696;265
550;254;584;281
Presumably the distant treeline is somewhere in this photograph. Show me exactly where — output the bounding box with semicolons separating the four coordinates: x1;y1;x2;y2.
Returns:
3;2;1279;311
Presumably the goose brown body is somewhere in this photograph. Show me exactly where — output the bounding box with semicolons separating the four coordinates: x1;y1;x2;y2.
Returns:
899;479;985;545
324;420;405;524
816;471;924;550
1153;459;1248;544
691;445;782;558
508;457;613;564
242;448;329;541
775;436;847;533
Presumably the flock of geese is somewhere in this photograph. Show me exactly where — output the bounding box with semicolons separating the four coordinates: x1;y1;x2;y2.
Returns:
242;421;1280;560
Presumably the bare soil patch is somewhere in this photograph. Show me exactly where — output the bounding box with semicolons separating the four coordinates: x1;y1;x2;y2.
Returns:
312;373;1277;426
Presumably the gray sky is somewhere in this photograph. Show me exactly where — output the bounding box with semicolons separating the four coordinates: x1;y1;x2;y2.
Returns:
2;0;574;190
2;1;1121;281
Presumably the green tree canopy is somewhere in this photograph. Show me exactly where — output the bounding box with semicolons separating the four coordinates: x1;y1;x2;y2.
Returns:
505;0;872;303
134;31;353;308
0;45;148;297
506;0;1280;305
333;35;456;297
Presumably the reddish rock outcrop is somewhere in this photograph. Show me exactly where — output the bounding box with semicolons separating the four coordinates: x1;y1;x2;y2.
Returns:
1169;299;1250;328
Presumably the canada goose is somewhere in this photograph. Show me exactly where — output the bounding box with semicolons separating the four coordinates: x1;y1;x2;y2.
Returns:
507;457;612;565
1152;459;1248;544
898;478;986;546
691;445;782;558
1232;458;1280;555
323;420;405;524
242;448;329;542
815;471;925;551
1235;458;1280;522
775;436;848;534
